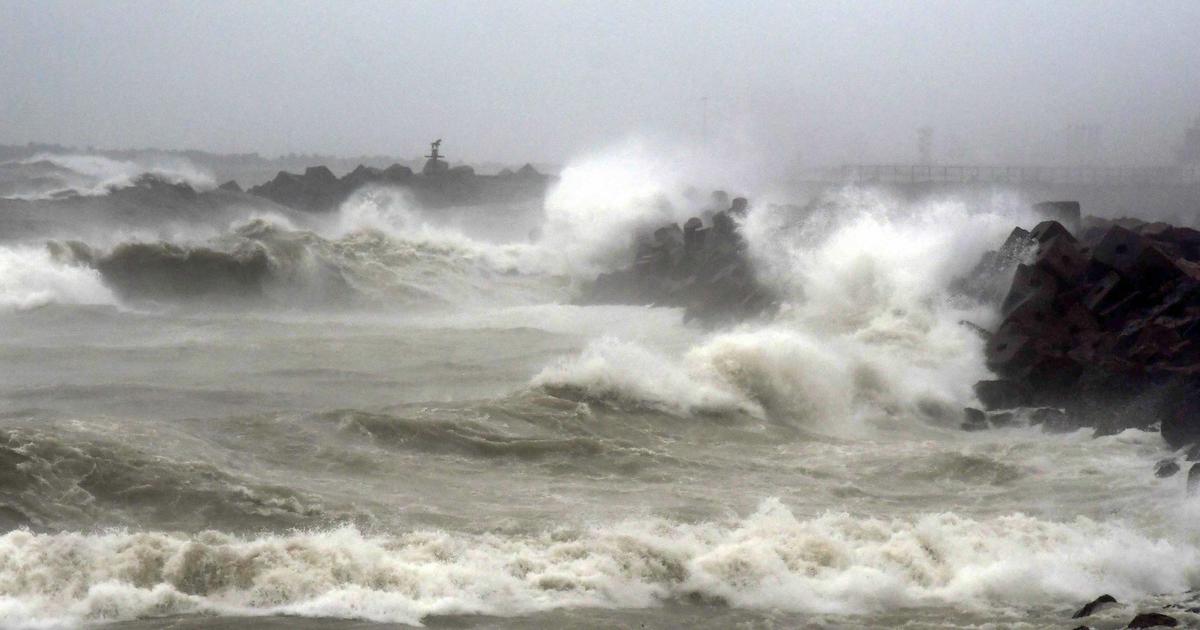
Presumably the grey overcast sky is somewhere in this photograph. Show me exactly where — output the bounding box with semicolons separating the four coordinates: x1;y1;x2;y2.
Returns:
2;0;1199;165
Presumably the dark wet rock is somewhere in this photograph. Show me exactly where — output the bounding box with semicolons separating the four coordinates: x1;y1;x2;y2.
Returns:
1126;612;1178;628
381;163;414;181
579;195;776;325
248;142;550;211
1188;463;1200;496
1160;382;1200;449
1033;200;1082;233
952;227;1036;303
974;379;1032;410
988;410;1017;427
1156;458;1181;478
1073;594;1118;618
963;202;1200;438
1030;407;1073;433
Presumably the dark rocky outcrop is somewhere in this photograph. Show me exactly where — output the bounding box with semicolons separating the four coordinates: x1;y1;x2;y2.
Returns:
1155;458;1181;478
1126;612;1179;628
959;203;1200;443
247;158;550;212
580;196;776;325
1073;594;1118;619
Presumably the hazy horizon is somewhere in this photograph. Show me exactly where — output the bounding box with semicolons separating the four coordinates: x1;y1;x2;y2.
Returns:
3;1;1200;167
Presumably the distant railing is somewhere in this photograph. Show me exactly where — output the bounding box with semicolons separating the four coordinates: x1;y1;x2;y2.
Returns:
831;164;1200;186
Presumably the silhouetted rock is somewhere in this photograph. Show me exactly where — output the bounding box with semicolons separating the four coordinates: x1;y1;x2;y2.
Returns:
1160;382;1200;448
1126;612;1178;628
1155;458;1180;478
249;159;549;212
1033;200;1082;233
218;180;242;192
952;226;1036;303
381;163;414;181
247;142;550;212
961;201;1200;440
580;194;776;325
1073;594;1118;619
1030;407;1074;432
974;379;1032;410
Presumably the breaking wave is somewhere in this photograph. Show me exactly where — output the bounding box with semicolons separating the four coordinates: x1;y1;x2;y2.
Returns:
0;245;116;311
533;188;1043;434
40;217;564;309
0;154;214;200
1;499;1196;628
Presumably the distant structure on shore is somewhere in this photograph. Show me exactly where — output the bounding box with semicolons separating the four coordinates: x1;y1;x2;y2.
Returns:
243;139;552;212
422;139;449;176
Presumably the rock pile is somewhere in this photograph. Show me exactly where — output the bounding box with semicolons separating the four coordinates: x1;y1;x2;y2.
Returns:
581;196;776;325
961;203;1200;448
247;161;550;212
248;164;414;212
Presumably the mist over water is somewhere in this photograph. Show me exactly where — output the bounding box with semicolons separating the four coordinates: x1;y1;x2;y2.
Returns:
1;142;1199;630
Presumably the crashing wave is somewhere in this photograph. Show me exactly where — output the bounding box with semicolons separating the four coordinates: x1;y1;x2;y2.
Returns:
39;219;564;309
0;245;116;311
533;188;1043;434
0;499;1196;627
0;154;215;200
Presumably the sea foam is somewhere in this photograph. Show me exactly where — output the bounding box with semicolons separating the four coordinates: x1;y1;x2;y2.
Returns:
1;500;1197;627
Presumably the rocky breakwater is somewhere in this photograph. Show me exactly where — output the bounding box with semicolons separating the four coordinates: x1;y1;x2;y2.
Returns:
960;202;1200;454
246;162;552;212
581;196;776;325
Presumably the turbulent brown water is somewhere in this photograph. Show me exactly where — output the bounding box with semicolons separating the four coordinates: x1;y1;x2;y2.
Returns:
1;152;1199;629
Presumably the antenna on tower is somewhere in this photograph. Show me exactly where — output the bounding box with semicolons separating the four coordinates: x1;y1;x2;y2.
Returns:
426;139;444;161
422;138;450;176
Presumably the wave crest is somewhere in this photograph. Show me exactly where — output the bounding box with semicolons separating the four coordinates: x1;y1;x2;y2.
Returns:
1;499;1196;627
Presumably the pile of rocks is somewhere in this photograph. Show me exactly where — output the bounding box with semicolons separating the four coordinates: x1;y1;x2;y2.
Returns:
961;202;1200;451
247;164;414;212
244;162;551;212
581;196;776;325
1066;592;1196;628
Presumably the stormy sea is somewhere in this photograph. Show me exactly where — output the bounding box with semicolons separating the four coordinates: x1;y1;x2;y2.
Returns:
2;151;1198;630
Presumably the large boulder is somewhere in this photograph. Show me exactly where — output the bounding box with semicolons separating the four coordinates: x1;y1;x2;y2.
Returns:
1126;612;1178;628
1072;594;1118;619
579;194;776;325
1032;201;1081;233
964;201;1200;439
